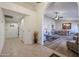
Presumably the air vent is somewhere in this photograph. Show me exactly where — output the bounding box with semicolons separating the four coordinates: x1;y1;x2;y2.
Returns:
36;2;41;3
4;15;13;18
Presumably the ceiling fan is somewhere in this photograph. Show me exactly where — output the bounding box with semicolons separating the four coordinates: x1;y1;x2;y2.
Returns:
52;12;63;20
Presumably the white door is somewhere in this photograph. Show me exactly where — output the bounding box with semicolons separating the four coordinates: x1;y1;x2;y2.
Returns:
5;23;18;38
0;8;5;54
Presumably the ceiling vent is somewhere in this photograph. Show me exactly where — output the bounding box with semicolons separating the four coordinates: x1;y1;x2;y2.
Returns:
4;15;13;19
36;2;41;3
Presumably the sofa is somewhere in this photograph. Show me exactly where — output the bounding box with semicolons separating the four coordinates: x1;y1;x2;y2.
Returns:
67;33;79;54
54;30;69;36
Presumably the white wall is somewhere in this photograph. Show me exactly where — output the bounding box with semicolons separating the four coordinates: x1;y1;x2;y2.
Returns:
5;23;18;38
23;15;37;44
36;3;48;45
55;20;79;33
43;15;55;34
19;15;37;44
19;19;25;41
0;8;5;54
42;15;55;41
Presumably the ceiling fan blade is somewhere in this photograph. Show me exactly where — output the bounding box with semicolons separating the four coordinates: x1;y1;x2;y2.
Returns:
59;16;63;18
52;12;63;20
52;18;55;19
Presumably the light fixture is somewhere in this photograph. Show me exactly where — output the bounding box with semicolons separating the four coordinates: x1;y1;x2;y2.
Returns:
52;12;63;20
55;15;59;20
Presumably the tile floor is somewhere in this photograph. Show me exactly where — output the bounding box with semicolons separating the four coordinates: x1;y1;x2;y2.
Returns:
0;38;65;57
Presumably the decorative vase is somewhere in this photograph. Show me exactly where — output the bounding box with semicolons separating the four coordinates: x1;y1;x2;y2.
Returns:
33;31;38;44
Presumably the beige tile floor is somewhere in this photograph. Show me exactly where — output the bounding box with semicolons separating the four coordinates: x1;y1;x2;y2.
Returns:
0;38;65;57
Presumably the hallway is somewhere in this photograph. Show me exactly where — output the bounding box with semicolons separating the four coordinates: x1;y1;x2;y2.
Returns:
0;38;54;57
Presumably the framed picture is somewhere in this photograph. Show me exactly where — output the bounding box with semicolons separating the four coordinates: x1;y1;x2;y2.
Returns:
62;23;71;29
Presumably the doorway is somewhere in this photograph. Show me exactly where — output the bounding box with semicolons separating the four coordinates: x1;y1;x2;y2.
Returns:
2;8;25;39
0;8;25;56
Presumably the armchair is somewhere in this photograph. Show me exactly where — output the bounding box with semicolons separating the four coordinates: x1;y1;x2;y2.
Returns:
67;33;79;54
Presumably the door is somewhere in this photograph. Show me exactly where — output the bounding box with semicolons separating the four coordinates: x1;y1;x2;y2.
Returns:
5;23;18;38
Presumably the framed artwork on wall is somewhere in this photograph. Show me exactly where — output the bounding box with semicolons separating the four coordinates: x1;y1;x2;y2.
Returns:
62;23;71;29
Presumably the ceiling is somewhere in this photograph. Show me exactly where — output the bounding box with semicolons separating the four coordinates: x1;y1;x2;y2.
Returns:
45;2;78;20
14;2;40;11
3;9;24;23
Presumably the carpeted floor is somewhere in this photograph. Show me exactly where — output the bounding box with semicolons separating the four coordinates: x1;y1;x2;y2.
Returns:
44;36;79;57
